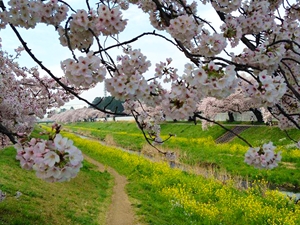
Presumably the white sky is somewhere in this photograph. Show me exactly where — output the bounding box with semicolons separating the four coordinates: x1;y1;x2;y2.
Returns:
0;1;224;110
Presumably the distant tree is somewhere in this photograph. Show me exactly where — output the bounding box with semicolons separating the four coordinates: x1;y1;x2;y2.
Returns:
197;84;265;127
249;108;263;123
59;108;67;113
91;96;124;114
228;112;235;122
51;108;105;123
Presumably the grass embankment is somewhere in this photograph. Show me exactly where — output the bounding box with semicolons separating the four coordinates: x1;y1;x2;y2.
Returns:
63;122;227;150
0;128;113;225
63;122;300;188
60;131;300;225
230;126;300;146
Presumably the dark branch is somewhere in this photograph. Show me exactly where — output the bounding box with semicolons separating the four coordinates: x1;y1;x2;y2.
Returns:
194;112;253;147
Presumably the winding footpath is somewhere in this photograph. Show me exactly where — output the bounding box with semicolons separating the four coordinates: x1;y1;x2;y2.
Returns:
83;154;135;225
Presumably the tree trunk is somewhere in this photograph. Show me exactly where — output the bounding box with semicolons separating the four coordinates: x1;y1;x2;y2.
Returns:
249;108;264;123
228;112;235;122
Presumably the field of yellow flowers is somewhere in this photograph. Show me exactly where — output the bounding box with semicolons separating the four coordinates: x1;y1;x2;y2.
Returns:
60;130;300;225
64;122;300;188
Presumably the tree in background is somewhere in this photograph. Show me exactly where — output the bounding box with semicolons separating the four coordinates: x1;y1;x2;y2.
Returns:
91;96;125;114
59;108;67;113
0;47;84;182
0;0;299;180
197;83;264;129
0;47;80;148
51;108;106;123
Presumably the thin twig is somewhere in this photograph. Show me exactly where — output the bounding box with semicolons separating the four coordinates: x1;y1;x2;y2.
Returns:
194;113;253;147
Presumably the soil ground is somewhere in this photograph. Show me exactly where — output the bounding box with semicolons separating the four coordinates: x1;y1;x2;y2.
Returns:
83;154;135;225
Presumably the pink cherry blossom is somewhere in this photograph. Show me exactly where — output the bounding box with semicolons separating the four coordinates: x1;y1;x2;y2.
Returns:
43;151;60;167
1;0;300;174
244;142;281;169
15;129;83;182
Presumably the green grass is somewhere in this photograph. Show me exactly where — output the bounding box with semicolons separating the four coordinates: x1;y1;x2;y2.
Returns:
63;121;300;148
62;121;227;139
160;122;227;139
59;131;300;225
61;122;300;189
0;146;113;225
230;126;300;146
63;121;228;151
2;123;298;224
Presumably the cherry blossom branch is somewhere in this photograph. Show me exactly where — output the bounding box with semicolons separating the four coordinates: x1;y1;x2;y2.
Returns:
215;10;256;51
88;28;118;77
278;63;300;100
57;0;76;13
204;56;263;72
64;17;78;61
269;40;300;57
284;130;298;143
8;23;126;116
280;59;300;88
193;112;253;147
85;0;91;11
275;104;300;129
96;31;178;54
0;123;17;144
131;111;167;155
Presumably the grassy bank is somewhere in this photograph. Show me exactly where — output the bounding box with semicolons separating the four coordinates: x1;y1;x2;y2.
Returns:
0;146;113;225
63;122;228;151
230;126;300;146
62;122;300;188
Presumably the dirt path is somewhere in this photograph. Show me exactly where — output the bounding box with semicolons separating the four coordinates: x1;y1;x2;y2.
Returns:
83;154;135;225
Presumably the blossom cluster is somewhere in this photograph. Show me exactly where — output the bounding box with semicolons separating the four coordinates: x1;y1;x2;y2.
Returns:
61;51;106;88
161;82;199;120
244;142;282;169
106;47;159;103
233;42;286;72
220;15;243;47
166;15;201;42
123;100;165;144
0;0;68;29
211;0;242;13
58;5;127;51
242;70;287;107
238;1;276;34
95;5;128;35
154;58;179;83
15;133;83;182
192;32;227;57
184;62;238;99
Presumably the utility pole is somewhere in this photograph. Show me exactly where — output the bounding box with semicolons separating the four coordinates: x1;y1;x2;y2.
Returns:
104;82;107;97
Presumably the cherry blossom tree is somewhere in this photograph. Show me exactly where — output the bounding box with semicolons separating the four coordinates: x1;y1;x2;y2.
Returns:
0;0;299;180
0;45;86;182
51;107;106;123
197;84;264;127
0;46;81;148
